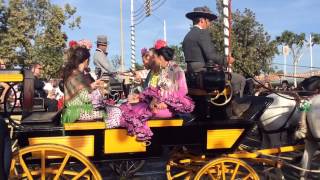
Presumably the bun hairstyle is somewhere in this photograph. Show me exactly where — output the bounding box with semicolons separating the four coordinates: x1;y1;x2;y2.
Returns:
63;47;90;79
155;47;175;61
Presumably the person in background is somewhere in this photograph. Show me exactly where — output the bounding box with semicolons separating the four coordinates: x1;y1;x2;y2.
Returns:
31;63;58;112
281;80;289;91
93;35;116;78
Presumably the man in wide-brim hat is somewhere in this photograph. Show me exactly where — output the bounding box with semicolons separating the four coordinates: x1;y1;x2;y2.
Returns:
183;6;231;72
185;6;218;22
183;6;249;118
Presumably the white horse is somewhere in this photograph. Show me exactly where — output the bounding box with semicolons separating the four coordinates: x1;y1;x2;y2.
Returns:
258;76;320;179
259;93;300;148
301;95;320;179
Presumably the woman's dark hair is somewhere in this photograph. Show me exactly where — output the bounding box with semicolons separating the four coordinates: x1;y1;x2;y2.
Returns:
63;47;90;79
155;47;175;61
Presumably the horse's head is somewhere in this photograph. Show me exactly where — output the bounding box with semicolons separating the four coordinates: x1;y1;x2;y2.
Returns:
298;76;320;92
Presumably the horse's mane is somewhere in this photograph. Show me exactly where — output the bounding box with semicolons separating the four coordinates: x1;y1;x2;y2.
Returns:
298;76;320;91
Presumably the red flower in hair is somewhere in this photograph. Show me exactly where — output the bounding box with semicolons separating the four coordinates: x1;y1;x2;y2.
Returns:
69;40;78;48
154;39;167;50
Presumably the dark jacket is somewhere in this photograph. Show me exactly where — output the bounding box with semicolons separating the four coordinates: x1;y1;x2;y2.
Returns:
182;26;224;65
34;77;47;98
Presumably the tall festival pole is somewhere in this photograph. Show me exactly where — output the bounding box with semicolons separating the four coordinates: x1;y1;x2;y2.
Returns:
163;20;167;42
309;34;313;72
120;0;125;72
223;0;232;72
130;0;136;71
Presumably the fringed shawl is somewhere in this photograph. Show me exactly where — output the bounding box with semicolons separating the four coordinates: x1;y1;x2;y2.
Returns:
62;70;93;123
64;70;91;103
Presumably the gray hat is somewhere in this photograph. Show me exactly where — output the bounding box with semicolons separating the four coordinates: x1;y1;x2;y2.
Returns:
96;35;108;45
186;6;217;21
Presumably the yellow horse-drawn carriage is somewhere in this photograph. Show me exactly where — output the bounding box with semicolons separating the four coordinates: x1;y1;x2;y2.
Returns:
0;69;305;180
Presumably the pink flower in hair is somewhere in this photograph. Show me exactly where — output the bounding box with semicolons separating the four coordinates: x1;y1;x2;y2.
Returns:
154;39;167;50
78;39;93;49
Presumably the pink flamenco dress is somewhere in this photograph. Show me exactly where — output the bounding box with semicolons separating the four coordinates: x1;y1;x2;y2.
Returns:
119;61;194;141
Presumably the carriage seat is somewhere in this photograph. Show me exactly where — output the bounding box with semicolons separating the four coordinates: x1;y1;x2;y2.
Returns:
21;110;61;124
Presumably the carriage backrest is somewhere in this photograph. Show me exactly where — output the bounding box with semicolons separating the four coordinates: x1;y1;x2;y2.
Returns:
22;69;35;116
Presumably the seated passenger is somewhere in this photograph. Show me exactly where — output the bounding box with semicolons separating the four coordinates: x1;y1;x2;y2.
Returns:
61;47;120;128
119;40;194;141
31;63;58;112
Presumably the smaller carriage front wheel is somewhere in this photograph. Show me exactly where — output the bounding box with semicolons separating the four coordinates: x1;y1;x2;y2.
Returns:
9;144;102;180
194;157;259;180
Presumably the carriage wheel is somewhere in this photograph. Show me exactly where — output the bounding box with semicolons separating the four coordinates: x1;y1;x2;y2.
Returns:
194;157;259;180
166;154;207;180
109;160;145;177
9;144;102;180
210;82;233;106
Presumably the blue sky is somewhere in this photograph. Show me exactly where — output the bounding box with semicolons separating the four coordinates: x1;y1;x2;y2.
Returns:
53;0;320;73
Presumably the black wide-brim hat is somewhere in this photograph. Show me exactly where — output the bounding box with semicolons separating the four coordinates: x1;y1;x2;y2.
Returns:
186;6;217;21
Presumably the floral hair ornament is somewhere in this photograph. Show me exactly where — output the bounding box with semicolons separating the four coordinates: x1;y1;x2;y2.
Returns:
78;39;93;50
154;39;167;50
141;48;148;57
68;40;78;48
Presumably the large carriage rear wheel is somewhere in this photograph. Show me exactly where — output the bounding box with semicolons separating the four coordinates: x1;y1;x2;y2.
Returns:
194;157;259;180
9;144;102;180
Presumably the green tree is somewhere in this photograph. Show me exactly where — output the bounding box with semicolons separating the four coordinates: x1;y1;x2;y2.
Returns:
211;1;278;75
276;31;320;86
0;0;80;78
170;44;186;70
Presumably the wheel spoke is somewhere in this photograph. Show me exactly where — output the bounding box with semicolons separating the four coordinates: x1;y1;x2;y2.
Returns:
54;153;71;180
172;170;190;179
41;150;46;180
19;153;34;180
10;158;16;176
231;163;240;180
71;167;90;180
206;169;215;179
127;161;136;172
243;173;253;180
221;162;226;180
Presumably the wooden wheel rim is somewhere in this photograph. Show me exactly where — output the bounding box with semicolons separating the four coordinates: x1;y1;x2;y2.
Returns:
194;157;259;180
9;143;102;180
